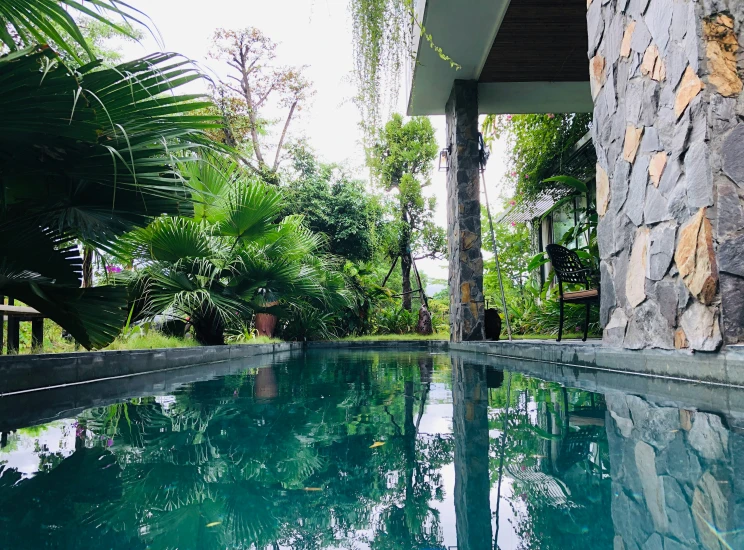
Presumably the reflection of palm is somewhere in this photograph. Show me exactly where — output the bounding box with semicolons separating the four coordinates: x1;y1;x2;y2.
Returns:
0;353;454;550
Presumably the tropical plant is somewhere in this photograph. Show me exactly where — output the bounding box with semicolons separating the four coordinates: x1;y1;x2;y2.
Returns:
0;45;219;349
348;0;459;141
116;157;349;345
373;305;418;334
368;114;444;311
0;0;147;63
482;113;592;201
282;144;385;262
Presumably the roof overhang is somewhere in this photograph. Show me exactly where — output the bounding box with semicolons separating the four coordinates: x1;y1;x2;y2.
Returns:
406;0;593;116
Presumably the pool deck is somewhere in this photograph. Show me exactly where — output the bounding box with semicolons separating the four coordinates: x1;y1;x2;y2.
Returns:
449;339;744;388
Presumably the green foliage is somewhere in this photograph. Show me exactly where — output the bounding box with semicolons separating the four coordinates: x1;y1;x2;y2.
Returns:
372;306;418;334
282;146;383;262
0;0;147;64
116;159;349;345
349;0;460;141
368;114;444;311
482;113;592;201
0;45;220;349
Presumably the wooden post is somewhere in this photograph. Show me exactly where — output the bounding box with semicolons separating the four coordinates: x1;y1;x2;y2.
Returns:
31;318;44;353
6;298;19;355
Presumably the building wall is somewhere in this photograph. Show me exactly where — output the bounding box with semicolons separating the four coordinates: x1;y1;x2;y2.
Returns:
589;0;744;350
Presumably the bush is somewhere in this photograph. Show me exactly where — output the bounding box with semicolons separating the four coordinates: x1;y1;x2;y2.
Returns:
372;306;418;335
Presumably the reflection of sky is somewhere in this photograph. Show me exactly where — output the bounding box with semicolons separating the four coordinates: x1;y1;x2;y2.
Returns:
0;421;76;480
417;383;522;550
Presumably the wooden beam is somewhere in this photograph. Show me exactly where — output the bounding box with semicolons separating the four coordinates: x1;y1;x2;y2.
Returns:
0;305;44;319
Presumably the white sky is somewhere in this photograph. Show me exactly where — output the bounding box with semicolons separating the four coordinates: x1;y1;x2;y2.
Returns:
116;0;511;280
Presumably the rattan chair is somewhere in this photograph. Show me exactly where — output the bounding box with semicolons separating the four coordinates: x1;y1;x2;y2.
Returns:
545;244;600;342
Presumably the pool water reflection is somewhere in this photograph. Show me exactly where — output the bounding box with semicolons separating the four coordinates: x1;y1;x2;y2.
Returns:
0;350;738;549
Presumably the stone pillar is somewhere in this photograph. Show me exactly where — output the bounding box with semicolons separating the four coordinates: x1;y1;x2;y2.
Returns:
452;358;492;550
589;0;744;350
446;80;485;343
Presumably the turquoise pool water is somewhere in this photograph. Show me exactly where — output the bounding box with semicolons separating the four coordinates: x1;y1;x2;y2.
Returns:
0;350;738;549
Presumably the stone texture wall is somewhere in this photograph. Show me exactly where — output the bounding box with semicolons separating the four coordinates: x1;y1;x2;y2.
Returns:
605;391;744;549
589;0;744;350
446;80;485;342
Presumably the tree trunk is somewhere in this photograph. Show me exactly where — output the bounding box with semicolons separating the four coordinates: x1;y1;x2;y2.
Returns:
400;208;413;311
401;252;413;311
82;245;93;288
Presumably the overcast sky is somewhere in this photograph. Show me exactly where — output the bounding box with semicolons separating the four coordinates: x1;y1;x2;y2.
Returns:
116;0;510;281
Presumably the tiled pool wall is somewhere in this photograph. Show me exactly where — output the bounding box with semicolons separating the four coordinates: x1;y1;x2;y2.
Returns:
3;338;744;397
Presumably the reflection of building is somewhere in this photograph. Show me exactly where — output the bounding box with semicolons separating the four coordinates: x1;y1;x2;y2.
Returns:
499;385;613;548
606;392;744;550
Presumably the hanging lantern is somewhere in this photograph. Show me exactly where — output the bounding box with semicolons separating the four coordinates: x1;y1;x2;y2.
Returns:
438;146;450;172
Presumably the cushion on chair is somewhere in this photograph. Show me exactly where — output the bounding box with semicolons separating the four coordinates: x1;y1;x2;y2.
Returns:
562;289;599;301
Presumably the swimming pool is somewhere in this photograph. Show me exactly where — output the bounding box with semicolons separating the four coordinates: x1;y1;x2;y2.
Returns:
0;349;738;549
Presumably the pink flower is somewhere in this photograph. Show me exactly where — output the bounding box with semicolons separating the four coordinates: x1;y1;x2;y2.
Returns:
511;222;517;227
107;438;114;447
524;174;530;179
547;113;555;119
510;171;517;177
510;200;516;206
506;115;512;121
106;265;122;274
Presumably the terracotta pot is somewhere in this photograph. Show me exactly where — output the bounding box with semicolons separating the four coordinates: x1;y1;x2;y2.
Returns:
255;301;279;337
255;313;278;337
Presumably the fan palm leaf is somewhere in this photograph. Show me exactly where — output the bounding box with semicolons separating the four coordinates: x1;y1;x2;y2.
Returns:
0;46;225;349
0;0;150;64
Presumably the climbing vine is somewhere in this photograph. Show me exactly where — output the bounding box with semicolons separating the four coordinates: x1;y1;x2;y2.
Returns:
482;113;593;202
349;0;460;142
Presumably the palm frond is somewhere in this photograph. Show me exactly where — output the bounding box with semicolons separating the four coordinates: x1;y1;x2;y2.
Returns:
0;0;151;63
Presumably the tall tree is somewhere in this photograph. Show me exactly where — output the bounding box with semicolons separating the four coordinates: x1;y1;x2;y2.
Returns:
368;114;444;310
210;28;313;180
282;144;383;263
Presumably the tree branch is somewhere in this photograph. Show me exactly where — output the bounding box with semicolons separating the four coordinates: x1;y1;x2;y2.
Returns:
272;100;297;172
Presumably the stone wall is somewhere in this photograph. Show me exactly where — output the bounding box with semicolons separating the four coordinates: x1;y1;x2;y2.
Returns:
605;391;744;550
446;80;485;342
589;0;744;350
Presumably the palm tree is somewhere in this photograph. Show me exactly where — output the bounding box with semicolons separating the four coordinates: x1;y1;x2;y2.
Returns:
0;3;223;348
117;158;349;345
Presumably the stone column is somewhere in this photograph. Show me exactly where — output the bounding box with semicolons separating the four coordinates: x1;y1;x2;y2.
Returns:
452;358;492;550
589;0;744;350
446;80;485;342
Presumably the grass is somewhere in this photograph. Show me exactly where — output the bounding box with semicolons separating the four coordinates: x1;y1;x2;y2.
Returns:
104;333;198;351
339;332;448;342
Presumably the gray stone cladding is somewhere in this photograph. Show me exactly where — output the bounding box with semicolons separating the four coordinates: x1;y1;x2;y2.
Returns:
446;80;486;343
606;392;744;550
589;0;744;350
